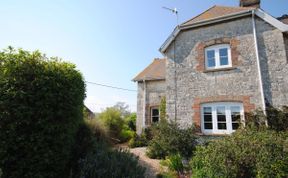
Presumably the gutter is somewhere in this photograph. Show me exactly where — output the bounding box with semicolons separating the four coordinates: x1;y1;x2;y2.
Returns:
160;27;180;55
252;10;267;116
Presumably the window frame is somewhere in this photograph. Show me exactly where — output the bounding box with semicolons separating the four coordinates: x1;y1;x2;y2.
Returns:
201;102;244;135
150;107;160;124
205;44;232;70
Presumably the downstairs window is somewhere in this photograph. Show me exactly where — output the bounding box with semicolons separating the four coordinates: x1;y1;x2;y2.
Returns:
151;107;160;123
201;102;244;134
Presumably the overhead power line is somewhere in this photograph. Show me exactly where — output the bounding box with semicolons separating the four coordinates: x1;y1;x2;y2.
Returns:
85;81;137;92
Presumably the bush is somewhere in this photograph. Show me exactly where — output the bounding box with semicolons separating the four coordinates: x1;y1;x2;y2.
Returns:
165;154;184;175
125;112;136;131
84;118;109;142
191;129;288;178
266;106;288;132
128;133;148;148
79;142;146;178
120;126;134;142
245;106;288;132
146;120;197;159
98;107;124;141
0;48;85;178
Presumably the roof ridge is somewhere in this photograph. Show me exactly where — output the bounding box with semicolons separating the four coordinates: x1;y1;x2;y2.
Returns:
213;5;255;9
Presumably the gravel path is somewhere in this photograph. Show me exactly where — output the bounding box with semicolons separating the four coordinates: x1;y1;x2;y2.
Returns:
116;144;162;178
129;147;161;178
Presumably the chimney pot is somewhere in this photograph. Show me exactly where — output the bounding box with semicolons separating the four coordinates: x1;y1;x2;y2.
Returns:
240;0;260;8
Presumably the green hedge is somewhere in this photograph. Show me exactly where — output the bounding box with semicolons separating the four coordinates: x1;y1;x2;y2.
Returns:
191;129;288;178
0;48;85;178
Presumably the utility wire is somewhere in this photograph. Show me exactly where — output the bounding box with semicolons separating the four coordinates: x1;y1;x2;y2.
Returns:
85;81;137;92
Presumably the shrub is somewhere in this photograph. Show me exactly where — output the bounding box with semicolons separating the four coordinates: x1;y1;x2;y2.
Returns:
0;48;85;178
128;133;148;148
125;112;136;131
245;106;288;132
120;126;134;142
98;107;124;141
191;129;288;178
84;118;109;142
266;106;288;132
146;120;197;159
166;154;184;176
79;142;146;178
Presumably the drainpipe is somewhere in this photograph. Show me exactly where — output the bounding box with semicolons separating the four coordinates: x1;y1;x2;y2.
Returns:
142;80;146;129
252;10;267;118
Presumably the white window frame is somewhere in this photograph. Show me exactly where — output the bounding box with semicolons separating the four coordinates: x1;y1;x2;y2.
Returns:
205;44;232;70
151;107;160;123
201;102;244;135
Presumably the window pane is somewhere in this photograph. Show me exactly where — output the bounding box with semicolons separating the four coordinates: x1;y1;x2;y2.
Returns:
152;116;159;123
217;115;226;122
219;48;228;56
217;106;225;115
206;50;215;68
232;123;239;130
207;58;215;67
232;114;240;122
218;123;227;130
231;106;241;122
220;56;228;66
231;106;240;114
204;107;212;114
152;109;159;116
204;115;212;122
204;123;213;129
207;50;215;58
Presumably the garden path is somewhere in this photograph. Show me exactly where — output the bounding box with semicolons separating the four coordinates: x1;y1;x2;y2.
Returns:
116;144;162;178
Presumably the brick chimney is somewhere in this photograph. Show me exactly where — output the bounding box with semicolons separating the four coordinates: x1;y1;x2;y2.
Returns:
240;0;260;8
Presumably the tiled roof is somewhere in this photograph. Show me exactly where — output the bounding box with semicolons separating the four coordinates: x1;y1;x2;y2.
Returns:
281;18;288;25
181;5;255;27
133;58;166;81
278;15;288;25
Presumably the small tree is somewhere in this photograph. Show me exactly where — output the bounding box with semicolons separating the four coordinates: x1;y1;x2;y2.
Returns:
113;102;131;118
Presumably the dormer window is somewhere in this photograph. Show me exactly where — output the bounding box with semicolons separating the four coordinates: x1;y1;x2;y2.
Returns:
205;44;232;70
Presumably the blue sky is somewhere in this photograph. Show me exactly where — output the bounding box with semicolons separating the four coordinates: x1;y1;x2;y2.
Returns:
0;0;287;112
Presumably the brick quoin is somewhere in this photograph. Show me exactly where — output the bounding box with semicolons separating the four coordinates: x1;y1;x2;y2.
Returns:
192;95;255;132
196;37;240;72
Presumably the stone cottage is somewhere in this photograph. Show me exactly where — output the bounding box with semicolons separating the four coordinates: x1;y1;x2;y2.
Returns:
133;0;288;135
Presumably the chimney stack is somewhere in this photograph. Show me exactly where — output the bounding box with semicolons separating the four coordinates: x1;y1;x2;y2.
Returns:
240;0;260;8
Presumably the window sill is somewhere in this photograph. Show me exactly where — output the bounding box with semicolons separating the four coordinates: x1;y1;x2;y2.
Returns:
196;132;231;136
203;67;237;73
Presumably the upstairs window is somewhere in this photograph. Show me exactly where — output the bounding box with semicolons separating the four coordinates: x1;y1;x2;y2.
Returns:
201;102;244;134
151;107;160;123
205;44;232;70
